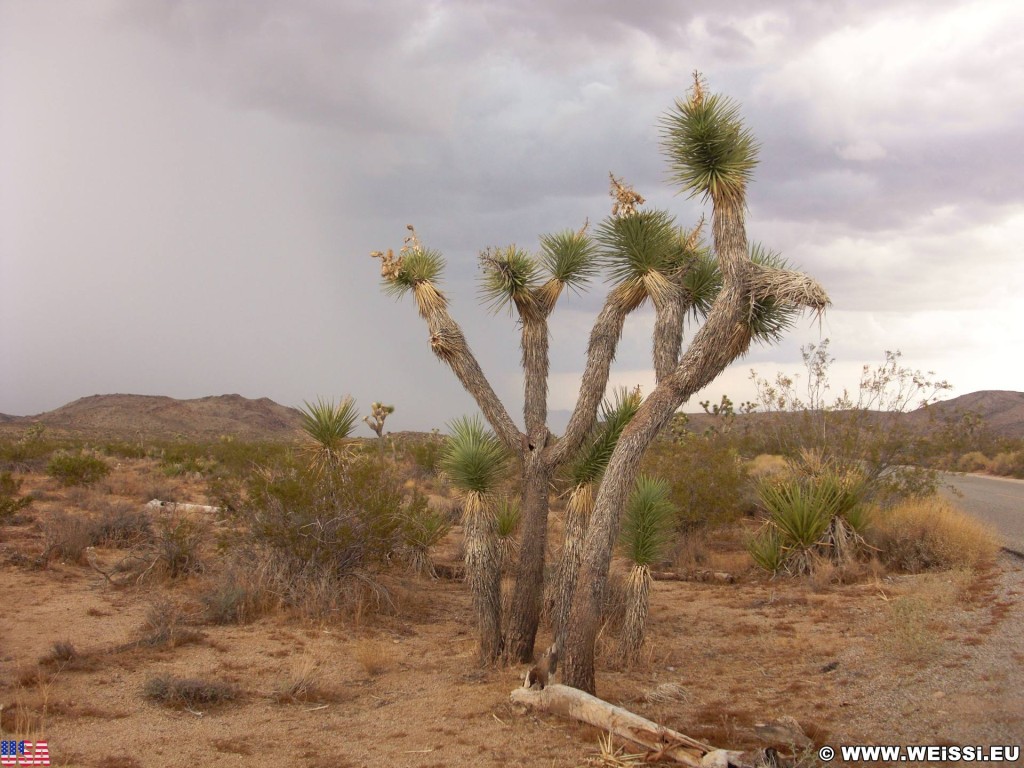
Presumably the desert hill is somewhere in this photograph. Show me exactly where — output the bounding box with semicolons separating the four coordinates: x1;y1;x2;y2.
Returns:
909;390;1024;439
0;393;304;441
1;390;1021;442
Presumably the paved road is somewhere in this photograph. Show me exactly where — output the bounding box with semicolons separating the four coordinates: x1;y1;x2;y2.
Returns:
940;472;1024;554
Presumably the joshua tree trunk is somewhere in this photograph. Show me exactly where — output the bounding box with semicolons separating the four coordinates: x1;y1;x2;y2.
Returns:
550;482;592;654
619;564;652;664
504;452;553;662
463;491;503;663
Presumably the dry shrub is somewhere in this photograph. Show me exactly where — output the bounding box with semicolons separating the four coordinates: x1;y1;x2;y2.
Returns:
868;497;1000;573
956;451;992;473
135;599;204;648
43;512;98;563
199;569;267;625
990;451;1024;478
144;675;241;709
38;640;98;672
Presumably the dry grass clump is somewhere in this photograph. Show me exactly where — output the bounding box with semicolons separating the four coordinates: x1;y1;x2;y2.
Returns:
881;595;945;662
352;637;395;677
134;600;205;648
868;497;1001;573
38;640;99;672
144;675;241;709
199;570;268;625
747;453;789;478
271;657;348;704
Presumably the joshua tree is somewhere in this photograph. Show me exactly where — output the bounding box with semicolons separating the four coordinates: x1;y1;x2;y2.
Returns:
371;74;828;686
617;475;675;664
439;416;510;663
364;402;395;456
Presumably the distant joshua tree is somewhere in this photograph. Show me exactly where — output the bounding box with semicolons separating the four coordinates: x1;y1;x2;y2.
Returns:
364;401;395;456
370;74;829;692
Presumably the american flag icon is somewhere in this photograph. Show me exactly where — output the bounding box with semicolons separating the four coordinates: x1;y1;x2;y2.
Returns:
0;741;50;766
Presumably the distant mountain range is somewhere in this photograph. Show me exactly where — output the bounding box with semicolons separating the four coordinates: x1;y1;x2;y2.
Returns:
1;390;1022;441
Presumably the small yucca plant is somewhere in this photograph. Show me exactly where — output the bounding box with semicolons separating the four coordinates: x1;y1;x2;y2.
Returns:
753;455;871;576
399;489;451;578
746;525;787;574
299;396;359;476
440;415;510;663
492;497;521;574
618;475;675;663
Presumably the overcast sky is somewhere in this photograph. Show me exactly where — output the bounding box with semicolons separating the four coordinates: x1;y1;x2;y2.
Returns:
2;0;1022;433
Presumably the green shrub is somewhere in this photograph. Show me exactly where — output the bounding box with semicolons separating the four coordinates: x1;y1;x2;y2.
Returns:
407;434;443;476
152;514;207;578
200;571;265;625
643;434;750;530
0;471;33;520
228;456;408;616
46;450;110;486
94;502;152;547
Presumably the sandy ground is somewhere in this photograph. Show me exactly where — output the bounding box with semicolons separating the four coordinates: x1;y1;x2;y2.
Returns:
1;465;1022;768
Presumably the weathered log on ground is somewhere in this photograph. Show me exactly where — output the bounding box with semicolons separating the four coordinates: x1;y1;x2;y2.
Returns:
510;683;767;767
651;569;736;584
146;499;221;514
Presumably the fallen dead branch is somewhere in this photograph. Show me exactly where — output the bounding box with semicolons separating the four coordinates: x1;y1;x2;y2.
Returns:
510;683;772;767
651;570;736;584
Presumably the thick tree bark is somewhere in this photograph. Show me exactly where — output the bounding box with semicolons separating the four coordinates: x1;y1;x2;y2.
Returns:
550;482;592;655
504;450;553;662
464;493;503;663
549;301;629;466
652;286;686;383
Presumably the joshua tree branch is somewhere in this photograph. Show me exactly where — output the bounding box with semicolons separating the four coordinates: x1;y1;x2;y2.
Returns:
424;304;524;452
548;298;629;466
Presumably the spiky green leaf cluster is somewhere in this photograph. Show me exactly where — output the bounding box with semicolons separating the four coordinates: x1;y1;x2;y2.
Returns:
570;388;643;486
493;497;521;539
620;475;675;566
758;480;833;548
478;246;540;315
539;229;599;293
747;526;786;573
596;210;679;288
300;396;359;453
681;250;721;320
440;415;510;494
660;92;759;205
382;248;445;298
748;243;799;344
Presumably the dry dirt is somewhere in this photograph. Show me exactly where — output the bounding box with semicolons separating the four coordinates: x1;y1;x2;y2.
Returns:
1;461;1022;768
